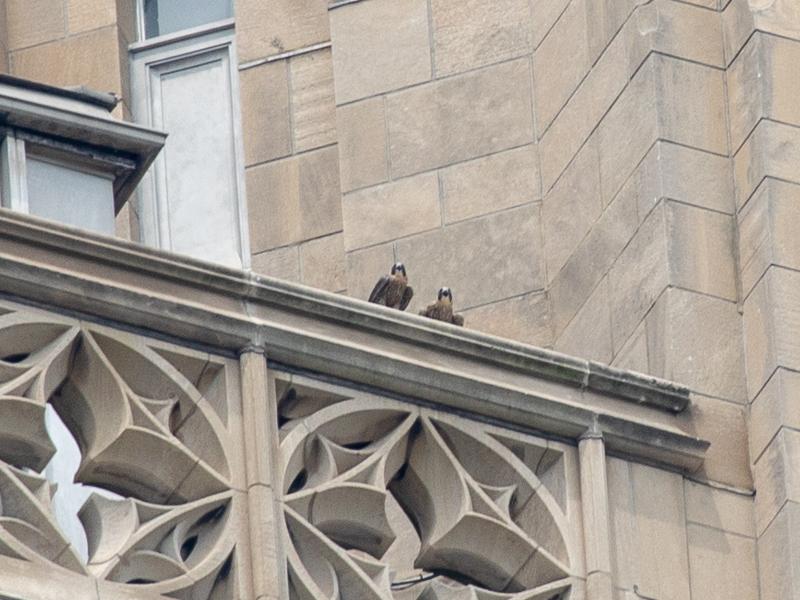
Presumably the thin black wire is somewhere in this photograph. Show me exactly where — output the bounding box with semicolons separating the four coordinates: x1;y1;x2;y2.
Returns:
390;572;439;591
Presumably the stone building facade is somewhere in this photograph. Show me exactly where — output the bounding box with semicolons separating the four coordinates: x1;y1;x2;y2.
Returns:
0;0;796;599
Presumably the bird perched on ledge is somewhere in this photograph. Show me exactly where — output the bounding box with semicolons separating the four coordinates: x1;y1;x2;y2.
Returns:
368;262;413;310
419;287;464;326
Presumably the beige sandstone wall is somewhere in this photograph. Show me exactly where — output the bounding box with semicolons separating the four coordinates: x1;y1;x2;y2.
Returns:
3;0;133;116
236;0;346;293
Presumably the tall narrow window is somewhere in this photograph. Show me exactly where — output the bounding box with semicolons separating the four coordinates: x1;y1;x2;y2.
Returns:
131;0;249;269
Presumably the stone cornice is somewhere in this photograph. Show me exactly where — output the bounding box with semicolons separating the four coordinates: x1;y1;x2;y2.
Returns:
0;211;708;471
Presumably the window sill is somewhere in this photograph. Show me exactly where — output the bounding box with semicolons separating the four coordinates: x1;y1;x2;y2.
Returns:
129;18;235;54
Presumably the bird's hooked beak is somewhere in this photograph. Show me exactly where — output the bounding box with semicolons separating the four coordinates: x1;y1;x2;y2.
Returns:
438;287;453;303
392;262;407;278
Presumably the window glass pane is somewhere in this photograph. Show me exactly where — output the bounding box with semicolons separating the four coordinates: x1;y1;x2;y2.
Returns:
157;52;242;267
26;158;115;235
144;0;233;38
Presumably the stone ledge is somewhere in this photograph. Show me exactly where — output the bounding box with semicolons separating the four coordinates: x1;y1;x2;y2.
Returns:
0;211;706;471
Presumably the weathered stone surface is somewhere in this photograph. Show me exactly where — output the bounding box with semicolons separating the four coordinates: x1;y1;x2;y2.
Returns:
742;270;775;401
345;242;395;304
597;58;657;204
300;233;346;293
651;0;724;68
236;0;329;63
580;435;613;577
441;145;540;224
653;142;734;215
538;0;723;177
243;484;283;600
555;277;612;363
677;394;751;488
115;0;137;44
656;54;728;155
431;0;532;77
11;26;122;94
727;0;800;55
395;204;544;311
336;97;388;192
247;146;342;252
722;0;755;63
753;429;800;536
743;267;800;398
753;0;800;39
620;141;661;220
240;61;291;166
114;204;133;242
585;0;636;62
765;34;800;128
739;179;800;297
543;139;601;282
531;0;571;46
758;501;800;600
750;368;800;465
250;245;301;283
0;556;101;599
685;480;755;538
68;0;116;34
386;58;534;178
611;321;648;375
537;10;650;185
734;120;800;209
647;288;746;403
341;173;440;251
460;291;552;347
687;523;758;600
290;48;336;153
727;33;765;153
665;202;737;301
330;0;431;104
608;205;668;353
533;0;589;133
6;0;64;50
607;459;691;600
729;34;800;153
550;183;638;336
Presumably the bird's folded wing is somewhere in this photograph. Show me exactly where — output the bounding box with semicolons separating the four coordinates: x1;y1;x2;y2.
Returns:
368;276;390;303
399;286;414;311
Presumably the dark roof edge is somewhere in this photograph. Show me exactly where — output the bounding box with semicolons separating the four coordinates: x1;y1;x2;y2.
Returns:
0;74;119;111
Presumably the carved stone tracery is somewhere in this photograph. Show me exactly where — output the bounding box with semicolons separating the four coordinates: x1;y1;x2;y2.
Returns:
0;307;239;599
0;303;583;600
276;375;580;600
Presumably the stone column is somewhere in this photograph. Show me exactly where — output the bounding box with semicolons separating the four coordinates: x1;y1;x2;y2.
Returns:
239;348;286;600
579;430;613;600
729;2;800;598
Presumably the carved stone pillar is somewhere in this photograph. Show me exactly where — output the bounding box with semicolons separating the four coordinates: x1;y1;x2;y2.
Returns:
240;348;286;599
579;430;613;600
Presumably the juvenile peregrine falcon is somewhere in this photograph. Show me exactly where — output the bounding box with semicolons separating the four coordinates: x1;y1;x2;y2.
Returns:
368;262;413;310
419;287;464;326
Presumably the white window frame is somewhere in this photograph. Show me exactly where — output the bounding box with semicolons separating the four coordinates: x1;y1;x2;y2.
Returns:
130;1;250;269
1;130;134;234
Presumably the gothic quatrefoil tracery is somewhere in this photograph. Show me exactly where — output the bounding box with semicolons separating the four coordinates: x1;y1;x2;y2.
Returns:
0;309;239;599
276;377;579;600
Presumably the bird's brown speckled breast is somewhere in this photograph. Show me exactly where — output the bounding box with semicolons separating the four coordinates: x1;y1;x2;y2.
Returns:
384;276;406;308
